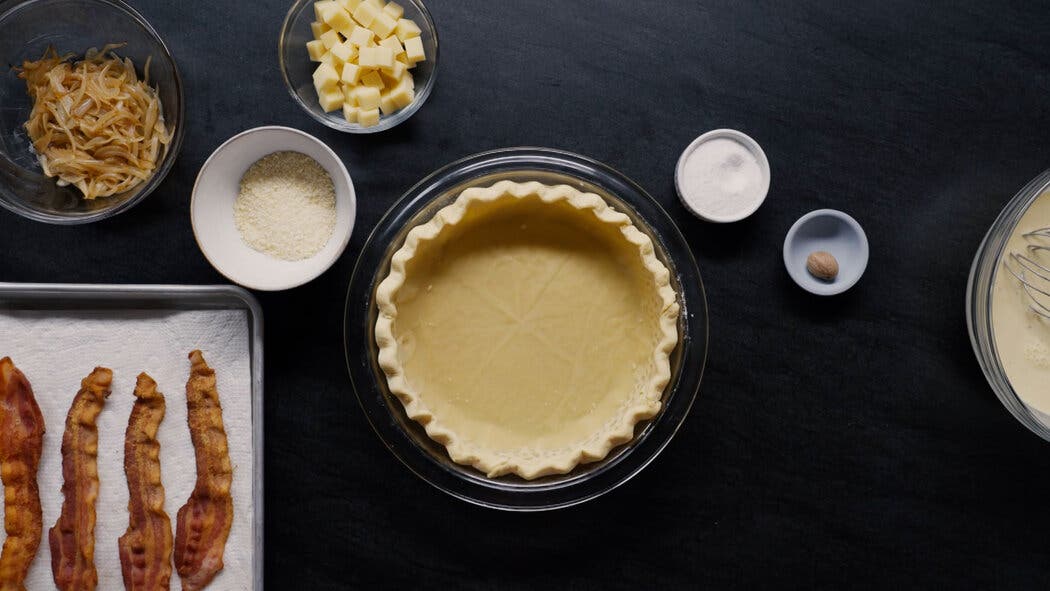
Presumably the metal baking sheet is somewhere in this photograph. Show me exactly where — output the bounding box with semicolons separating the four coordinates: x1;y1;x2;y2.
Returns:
0;282;264;590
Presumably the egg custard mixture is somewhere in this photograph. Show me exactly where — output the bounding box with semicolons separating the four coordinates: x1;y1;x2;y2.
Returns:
993;191;1050;415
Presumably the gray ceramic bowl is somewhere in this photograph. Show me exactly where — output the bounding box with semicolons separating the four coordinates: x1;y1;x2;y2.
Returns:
784;209;869;295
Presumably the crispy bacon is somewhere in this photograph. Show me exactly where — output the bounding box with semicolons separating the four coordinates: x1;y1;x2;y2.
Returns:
49;367;112;591
118;373;173;591
174;351;233;591
0;358;46;591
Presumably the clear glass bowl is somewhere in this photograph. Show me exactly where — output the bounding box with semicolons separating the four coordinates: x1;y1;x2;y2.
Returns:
344;148;709;510
967;168;1050;440
0;0;184;224
279;0;438;134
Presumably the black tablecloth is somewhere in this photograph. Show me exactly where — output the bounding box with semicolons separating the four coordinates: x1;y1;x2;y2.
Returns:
4;0;1050;587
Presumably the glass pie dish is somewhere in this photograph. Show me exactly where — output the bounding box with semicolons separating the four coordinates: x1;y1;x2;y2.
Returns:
344;147;709;510
967;168;1050;441
0;0;184;224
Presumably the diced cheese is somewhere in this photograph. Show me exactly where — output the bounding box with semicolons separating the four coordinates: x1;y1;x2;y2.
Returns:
316;2;343;25
379;93;398;115
330;40;357;62
370;13;398;38
351;1;380;27
312;62;341;92
360;70;385;88
314;0;338;22
378;35;405;60
319;51;344;71
306;39;327;61
343;102;360;122
355;86;381;110
319;29;342;50
324;6;356;35
346;25;374;47
395;18;421;42
335;0;361;12
380;59;405;81
358;46;395;69
387;76;414;108
382;1;403;20
310;21;331;38
358;107;381;127
306;1;423;121
403;36;425;64
318;86;345;112
341;62;363;85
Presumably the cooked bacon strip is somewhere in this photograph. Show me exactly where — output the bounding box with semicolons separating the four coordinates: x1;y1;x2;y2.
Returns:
0;358;46;591
174;351;233;591
49;367;112;591
118;373;173;591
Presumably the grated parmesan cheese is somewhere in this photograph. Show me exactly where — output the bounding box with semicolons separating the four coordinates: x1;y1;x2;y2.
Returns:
234;151;337;261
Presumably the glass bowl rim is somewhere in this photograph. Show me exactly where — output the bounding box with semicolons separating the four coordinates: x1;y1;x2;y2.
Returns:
0;0;186;225
277;0;439;134
343;146;709;511
967;167;1050;440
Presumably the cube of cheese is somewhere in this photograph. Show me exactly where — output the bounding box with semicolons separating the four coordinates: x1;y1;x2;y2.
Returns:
318;86;345;112
382;1;403;20
358;107;381;127
314;0;338;22
395;18;421;42
370;13;398;38
360;70;385;88
358;46;395;69
387;76;414;108
346;25;374;47
336;0;360;12
355;86;381;110
319;51;344;71
341;62;363;85
378;35;405;60
312;62;341;92
319;29;342;50
379;93;398;115
365;0;384;7
306;39;327;61
403;36;425;64
380;59;405;81
351;1;380;27
310;21;331;38
323;6;356;35
330;39;357;62
343;102;360;123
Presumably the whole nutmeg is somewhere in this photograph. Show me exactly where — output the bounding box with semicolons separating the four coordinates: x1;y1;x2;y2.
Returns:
806;251;839;281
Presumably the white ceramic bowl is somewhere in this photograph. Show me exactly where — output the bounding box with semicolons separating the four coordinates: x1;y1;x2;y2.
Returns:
674;128;771;223
783;209;869;296
191;126;356;291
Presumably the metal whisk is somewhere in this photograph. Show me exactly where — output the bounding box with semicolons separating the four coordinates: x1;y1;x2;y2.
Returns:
1005;227;1050;318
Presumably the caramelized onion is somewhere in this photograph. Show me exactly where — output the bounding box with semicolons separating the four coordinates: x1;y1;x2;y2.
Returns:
16;45;172;200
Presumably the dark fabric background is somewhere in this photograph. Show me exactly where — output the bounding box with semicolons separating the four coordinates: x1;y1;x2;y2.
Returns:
3;0;1050;588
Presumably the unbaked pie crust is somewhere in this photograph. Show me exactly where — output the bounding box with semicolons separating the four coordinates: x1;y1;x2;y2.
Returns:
375;180;679;479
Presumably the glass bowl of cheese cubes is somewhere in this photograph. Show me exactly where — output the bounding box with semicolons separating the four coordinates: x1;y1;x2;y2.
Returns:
280;0;436;133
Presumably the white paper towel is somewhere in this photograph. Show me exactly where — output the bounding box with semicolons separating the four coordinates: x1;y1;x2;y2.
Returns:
0;308;255;590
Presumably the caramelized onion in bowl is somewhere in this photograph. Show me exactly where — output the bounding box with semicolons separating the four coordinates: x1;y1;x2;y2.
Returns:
16;44;172;200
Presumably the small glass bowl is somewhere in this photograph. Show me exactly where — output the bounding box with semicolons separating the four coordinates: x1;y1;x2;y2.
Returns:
344;147;709;510
0;0;184;224
967;168;1050;440
279;0;438;134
